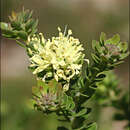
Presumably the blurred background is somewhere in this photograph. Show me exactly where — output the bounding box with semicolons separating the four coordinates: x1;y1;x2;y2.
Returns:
1;0;129;130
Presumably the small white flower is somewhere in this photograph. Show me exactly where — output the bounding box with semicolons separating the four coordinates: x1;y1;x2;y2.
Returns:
84;59;90;65
63;84;69;91
68;29;72;35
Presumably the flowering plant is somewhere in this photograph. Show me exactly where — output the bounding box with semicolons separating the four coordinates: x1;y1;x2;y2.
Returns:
27;28;85;91
0;9;129;130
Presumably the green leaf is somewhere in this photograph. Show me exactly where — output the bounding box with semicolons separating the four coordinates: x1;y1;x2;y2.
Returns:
86;123;97;130
79;78;84;88
32;19;38;30
37;79;48;93
89;85;97;90
15;40;26;48
0;22;9;30
92;40;102;53
29;19;38;35
32;86;41;97
111;34;120;44
37;79;46;87
95;44;102;54
17;31;28;41
25;19;36;31
91;67;100;75
2;30;17;38
91;53;100;64
105;34;120;45
72;108;87;117
62;94;68;104
23;10;33;22
100;32;106;43
48;79;62;94
112;61;124;66
120;52;129;60
11;21;21;30
96;73;106;79
67;96;75;110
74;124;87;130
119;42;128;52
92;40;97;50
61;94;75;110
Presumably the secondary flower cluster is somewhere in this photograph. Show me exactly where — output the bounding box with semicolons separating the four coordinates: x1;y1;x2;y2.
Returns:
26;27;85;91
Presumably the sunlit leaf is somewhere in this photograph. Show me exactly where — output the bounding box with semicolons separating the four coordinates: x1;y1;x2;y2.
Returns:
87;123;97;130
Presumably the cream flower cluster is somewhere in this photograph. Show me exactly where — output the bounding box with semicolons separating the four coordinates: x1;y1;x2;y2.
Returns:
27;27;85;91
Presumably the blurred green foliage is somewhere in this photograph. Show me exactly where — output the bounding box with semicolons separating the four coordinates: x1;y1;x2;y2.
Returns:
94;71;129;129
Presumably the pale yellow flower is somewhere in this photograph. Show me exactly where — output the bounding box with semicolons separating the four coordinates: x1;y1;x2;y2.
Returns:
27;27;88;91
